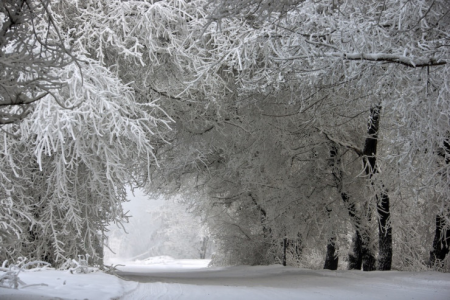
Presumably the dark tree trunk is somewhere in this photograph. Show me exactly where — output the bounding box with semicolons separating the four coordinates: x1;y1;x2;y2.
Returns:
324;204;338;270
361;239;376;271
361;203;376;272
325;106;391;271
342;191;372;270
348;230;363;270
282;237;287;266
341;188;375;270
328;142;378;271
377;192;392;270
429;214;450;267
324;234;339;270
363;105;392;271
430;139;450;267
362;106;380;176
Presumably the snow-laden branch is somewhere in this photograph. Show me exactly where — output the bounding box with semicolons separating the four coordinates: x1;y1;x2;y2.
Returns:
341;53;446;68
275;52;446;68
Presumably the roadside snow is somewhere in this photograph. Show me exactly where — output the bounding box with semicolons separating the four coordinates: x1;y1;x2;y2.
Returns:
1;257;450;300
0;269;123;300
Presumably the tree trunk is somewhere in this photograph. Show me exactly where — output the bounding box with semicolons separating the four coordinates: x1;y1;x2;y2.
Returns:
348;230;363;270
377;192;392;270
342;190;374;270
249;192;271;238
363;105;392;271
324;205;338;270
361;203;376;271
328;145;363;270
200;236;210;259
324;234;339;270
361;238;376;271
93;233;104;266
429;214;450;267
430;139;450;267
328;141;378;271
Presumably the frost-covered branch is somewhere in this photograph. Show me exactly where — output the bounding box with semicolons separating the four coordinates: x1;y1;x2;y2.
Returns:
0;0;78;124
342;53;446;68
276;52;446;68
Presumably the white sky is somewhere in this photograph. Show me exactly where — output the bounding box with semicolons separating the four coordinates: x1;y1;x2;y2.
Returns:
105;188;205;262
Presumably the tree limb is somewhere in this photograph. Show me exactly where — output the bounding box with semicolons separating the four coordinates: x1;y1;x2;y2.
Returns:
317;127;363;156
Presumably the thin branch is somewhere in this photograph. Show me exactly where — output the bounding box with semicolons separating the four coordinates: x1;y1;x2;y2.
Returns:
317;127;363;156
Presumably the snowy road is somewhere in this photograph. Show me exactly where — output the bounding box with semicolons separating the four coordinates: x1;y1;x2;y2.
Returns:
116;259;450;300
1;258;449;299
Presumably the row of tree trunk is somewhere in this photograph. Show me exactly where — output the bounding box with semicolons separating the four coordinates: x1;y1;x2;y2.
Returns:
250;105;448;270
322;106;388;271
322;106;392;271
323;106;449;271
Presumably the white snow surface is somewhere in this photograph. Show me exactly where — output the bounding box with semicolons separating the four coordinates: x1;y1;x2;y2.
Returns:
1;257;450;300
0;268;123;300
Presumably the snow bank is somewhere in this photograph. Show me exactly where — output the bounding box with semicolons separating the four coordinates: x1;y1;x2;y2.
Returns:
0;269;123;300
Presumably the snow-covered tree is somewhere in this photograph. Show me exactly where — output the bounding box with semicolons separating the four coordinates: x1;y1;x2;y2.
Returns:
2;0;449;272
0;56;171;264
0;0;180;265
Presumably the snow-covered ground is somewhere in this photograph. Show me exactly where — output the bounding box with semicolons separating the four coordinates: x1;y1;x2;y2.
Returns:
1;257;450;300
0;268;124;300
